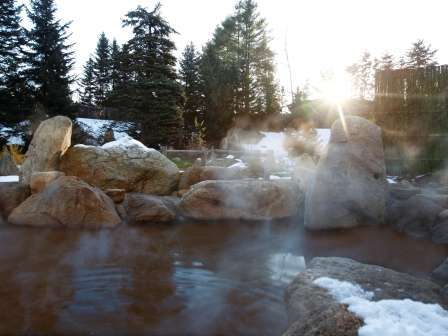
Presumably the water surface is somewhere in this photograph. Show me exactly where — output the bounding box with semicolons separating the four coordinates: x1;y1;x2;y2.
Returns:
0;220;446;335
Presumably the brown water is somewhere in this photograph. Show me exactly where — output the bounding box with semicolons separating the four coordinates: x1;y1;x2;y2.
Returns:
0;219;446;336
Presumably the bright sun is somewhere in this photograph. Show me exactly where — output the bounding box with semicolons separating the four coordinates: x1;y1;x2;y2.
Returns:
320;71;352;104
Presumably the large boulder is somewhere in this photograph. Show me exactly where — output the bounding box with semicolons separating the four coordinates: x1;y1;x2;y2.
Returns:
0;182;30;218
179;163;246;191
387;194;444;240
305;116;387;230
20;116;72;184
0;151;19;176
30;171;65;194
179;180;303;221
123;193;179;224
284;257;446;336
60;137;179;195
8;176;121;229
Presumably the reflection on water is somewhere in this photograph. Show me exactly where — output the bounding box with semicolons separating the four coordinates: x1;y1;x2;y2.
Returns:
268;253;306;285
0;219;446;335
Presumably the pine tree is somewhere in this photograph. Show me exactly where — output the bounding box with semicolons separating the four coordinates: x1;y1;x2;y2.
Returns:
200;0;280;143
110;39;120;92
406;39;438;69
0;0;30;121
25;0;75;117
93;32;111;106
80;57;95;107
112;3;183;147
377;52;395;71
179;42;204;138
234;0;280;118
347;51;374;100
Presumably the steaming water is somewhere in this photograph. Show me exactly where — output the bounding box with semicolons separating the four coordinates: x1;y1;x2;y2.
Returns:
0;220;446;335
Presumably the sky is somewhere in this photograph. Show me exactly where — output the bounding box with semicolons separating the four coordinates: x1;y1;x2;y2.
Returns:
20;0;448;100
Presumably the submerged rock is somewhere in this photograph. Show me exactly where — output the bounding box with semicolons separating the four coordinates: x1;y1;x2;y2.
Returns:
20;116;72;184
0;182;30;218
60;137;179;195
123;193;178;223
8;176;121;229
284;257;446;336
305;116;387;230
179;179;303;221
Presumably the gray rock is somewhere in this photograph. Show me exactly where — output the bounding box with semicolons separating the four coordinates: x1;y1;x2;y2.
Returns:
387;194;444;239
20;116;72;184
284;257;446;336
180;179;303;221
8;176;121;229
305;116;387;230
0;182;30;218
432;258;448;282
431;218;448;244
0;151;19;176
388;182;421;200
60;138;179;196
124;193;178;224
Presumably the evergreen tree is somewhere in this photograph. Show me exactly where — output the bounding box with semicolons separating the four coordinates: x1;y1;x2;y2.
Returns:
93;32;111;106
405;39;438;69
200;0;280;143
347;51;374;100
111;4;183;147
0;0;30;121
80;57;95;107
110;39;120;92
25;0;75;117
377;52;395;71
179;42;204;138
234;0;280;117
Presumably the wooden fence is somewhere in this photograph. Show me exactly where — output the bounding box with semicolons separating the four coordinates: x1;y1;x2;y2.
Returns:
374;66;448;174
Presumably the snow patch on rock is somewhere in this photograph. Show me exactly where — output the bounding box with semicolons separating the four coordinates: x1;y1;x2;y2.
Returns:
314;276;448;336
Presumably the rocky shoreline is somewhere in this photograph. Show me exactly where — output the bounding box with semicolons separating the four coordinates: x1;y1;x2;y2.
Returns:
1;115;448;334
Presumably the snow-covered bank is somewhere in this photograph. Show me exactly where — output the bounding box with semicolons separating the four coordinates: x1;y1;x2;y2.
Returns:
314;277;448;336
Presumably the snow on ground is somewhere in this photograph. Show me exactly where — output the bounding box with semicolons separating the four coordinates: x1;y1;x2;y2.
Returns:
0;176;19;182
228;159;247;169
241;129;331;159
314;277;448;336
269;175;292;180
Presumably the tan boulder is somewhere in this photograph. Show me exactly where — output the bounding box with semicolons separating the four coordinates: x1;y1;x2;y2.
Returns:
0;151;19;176
179;180;303;221
105;189;126;203
123;193;178;223
20;116;72;184
179;164;246;191
0;182;30;218
8;176;121;229
60;137;179;195
30;171;65;193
